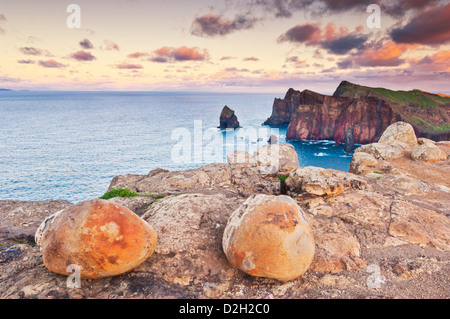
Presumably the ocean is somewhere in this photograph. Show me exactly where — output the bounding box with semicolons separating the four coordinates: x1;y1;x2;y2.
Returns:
0;91;353;203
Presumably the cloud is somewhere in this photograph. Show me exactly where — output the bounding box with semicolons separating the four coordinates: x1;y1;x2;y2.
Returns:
243;57;259;62
220;56;236;61
38;59;66;68
390;3;450;45
410;49;450;72
114;63;144;69
0;27;4;35
278;23;321;44
70;50;96;61
79;39;94;49
254;0;372;18
321;34;367;55
127;52;150;59
337;41;417;69
102;40;120;51
17;59;35;64
191;13;258;37
384;0;440;17
150;46;209;63
278;22;367;54
19;47;52;56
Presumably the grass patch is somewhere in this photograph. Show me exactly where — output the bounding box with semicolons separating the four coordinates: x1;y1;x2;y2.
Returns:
278;175;289;183
374;171;383;175
100;188;166;203
100;188;141;200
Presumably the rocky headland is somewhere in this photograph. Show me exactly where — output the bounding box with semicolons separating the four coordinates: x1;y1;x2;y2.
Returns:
264;81;450;144
0;122;449;299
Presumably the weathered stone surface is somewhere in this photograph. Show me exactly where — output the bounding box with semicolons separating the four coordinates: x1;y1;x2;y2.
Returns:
254;144;300;175
109;164;279;196
223;195;315;282
418;138;436;146
139;194;244;288
308;215;366;273
349;152;379;175
411;144;447;162
36;199;157;279
354;142;408;160
287;167;366;197
0;200;72;242
378;122;418;146
226;151;257;165
388;201;450;251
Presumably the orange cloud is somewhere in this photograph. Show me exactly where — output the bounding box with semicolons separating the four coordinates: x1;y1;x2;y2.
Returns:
151;46;209;63
339;41;418;68
411;49;450;72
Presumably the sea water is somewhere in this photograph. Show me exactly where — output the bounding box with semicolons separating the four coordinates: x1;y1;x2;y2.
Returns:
0;91;353;203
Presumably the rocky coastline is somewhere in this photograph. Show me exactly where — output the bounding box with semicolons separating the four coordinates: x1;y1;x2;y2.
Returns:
264;81;450;144
0;122;449;299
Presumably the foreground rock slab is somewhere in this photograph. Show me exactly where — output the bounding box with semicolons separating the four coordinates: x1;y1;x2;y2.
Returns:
35;199;157;279
222;195;315;282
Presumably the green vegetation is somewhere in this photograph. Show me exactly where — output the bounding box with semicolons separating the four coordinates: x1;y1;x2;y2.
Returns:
335;81;450;109
100;188;141;200
278;175;289;183
334;81;450;136
374;171;383;175
100;188;165;203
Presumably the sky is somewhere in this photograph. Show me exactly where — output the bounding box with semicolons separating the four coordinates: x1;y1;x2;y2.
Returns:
1;0;450;94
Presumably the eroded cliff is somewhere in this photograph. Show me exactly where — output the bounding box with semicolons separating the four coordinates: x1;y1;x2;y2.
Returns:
264;81;450;144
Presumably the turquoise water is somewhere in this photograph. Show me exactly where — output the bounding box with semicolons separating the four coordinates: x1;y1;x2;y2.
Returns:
0;91;353;203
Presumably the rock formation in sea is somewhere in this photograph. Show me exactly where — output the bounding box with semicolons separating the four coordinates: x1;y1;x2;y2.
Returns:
344;123;355;153
264;81;450;144
219;105;240;129
0;122;449;299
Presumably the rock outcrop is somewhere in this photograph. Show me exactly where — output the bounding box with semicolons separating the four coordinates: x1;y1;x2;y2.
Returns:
263;81;450;144
219;106;240;129
0;122;449;299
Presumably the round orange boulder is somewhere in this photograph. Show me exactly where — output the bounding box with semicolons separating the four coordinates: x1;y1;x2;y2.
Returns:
222;195;315;282
35;199;157;279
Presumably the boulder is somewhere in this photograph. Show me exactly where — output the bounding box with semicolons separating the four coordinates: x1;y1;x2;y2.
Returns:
417;138;436;146
35;199;158;279
354;142;408;160
378;122;418;146
226;151;257;165
141;194;244;287
254;144;300;175
219;106;240;129
349;152;379;175
222;195;315;282
287;167;366;197
411;144;447;162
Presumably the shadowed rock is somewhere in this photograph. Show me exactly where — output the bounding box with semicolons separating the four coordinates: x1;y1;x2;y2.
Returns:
219;106;240;129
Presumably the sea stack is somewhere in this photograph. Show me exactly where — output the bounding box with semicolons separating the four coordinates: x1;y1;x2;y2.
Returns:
344;124;355;153
219;106;240;129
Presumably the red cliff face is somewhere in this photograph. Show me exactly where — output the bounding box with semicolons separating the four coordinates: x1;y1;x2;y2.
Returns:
264;86;449;144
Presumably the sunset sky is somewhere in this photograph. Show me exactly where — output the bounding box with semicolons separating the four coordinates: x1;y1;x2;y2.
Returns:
1;0;450;94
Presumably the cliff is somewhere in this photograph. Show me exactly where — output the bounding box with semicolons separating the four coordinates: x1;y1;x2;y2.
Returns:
264;81;450;144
